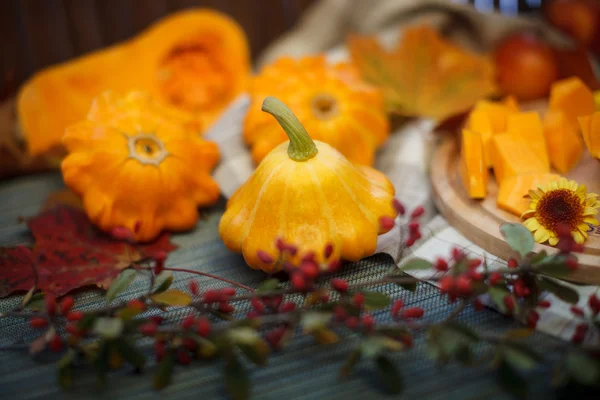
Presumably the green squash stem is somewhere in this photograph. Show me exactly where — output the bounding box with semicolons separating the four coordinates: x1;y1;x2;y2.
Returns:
261;96;318;162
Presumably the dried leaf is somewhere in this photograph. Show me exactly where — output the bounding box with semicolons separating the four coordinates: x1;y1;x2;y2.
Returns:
105;269;137;302
347;25;496;121
0;206;176;297
150;289;192;306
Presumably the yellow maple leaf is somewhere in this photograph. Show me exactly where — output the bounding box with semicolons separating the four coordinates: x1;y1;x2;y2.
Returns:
347;25;497;122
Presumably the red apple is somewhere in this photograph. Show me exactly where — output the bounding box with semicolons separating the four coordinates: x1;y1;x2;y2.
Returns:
493;32;559;101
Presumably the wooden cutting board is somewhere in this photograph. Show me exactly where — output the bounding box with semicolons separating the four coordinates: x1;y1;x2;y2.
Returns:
430;136;600;284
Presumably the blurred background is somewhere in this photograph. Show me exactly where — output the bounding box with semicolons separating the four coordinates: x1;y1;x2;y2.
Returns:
1;0;550;91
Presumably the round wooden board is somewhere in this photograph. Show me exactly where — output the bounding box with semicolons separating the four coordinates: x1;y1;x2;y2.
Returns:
431;137;600;284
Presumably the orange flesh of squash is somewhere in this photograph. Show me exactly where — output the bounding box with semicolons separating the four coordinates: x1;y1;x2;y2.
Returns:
459;129;488;199
496;173;561;216
465;108;494;167
579;112;600;159
490;134;549;186
543;110;583;173
548;77;595;131
506;111;549;169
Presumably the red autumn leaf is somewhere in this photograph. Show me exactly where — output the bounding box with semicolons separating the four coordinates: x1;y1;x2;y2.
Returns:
0;206;177;297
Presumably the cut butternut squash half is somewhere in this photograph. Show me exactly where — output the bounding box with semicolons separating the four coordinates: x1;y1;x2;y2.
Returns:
490;134;549;186
459;129;488;199
579;112;600;159
548;77;595;131
543;110;583;173
506;112;549;169
497;173;561;216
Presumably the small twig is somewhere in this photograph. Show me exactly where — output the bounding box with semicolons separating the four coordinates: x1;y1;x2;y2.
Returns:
139;266;255;292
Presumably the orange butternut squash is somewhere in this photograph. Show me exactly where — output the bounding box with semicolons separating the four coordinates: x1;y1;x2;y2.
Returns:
17;9;250;156
490;134;549;186
543;110;583;173
506;112;549;169
579;112;600;159
459;129;488;199
497;173;561;216
548;77;595;130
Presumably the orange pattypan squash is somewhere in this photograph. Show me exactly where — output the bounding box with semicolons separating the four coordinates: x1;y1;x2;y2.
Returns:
220;97;397;272
243;56;389;166
61;91;221;242
18;9;250;156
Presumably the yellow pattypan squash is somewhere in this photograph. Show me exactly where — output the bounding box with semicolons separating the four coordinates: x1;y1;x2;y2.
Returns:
61;91;221;242
219;97;397;273
243;56;389;166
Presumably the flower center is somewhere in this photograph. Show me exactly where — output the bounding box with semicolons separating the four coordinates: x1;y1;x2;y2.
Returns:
311;93;339;120
536;188;584;231
157;37;231;113
128;134;169;166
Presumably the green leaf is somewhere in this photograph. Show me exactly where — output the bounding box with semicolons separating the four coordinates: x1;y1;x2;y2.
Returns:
94;340;110;385
361;336;404;359
25;292;45;311
114;338;146;369
497;360;528;399
153;350;174;390
93;317;124;339
566;351;600;385
362;291;391;310
444;323;480;342
57;348;76;389
339;349;361;379
152;272;173;294
375;355;403;395
106;269;137;302
528;250;549;265
238;340;270;366
501;343;543;370
536;256;572;278
229;327;260;346
390;270;417;292
256;278;280;293
426;324;477;365
539;277;579;304
487;287;517;315
301;312;332;332
500;223;534;258
150;289;192;306
400;258;433;271
225;354;250;400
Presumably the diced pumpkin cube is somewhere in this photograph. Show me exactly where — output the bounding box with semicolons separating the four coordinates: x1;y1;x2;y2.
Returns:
579;111;600;158
497;173;561;216
549;77;595;130
543;110;583;173
502;95;520;113
506;112;549;169
465;108;494;167
459;129;488;199
471;100;518;134
490;134;549;185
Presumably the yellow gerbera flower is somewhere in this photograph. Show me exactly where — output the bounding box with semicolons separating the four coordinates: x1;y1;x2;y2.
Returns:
521;177;600;245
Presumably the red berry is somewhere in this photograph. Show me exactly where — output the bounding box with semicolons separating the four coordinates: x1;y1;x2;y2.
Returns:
333;306;348;321
181;315;196;330
111;226;134;241
439;276;455;293
467;259;482;269
352;292;365;308
408;221;420;232
279;302;296;313
154;340;166;362
379;216;395;231
251;297;265;314
588;294;600;315
189;281;200;296
473;298;484;311
202;290;221;303
134;220;141;233
489;272;502;286
361;314;375;330
451;248;464;261
393;199;405;216
434;258;448;272
265;295;283;310
401;334;414;348
327;259;342;273
455;275;473;295
59;296;74;315
286;244;299;256
410;206;425;219
507;258;518;268
401;307;425;319
405;237;416;247
302;251;316;263
572;243;584;253
221;288;236;297
566;257;578;270
48;335;63;352
323;243;334;259
177;348;191;365
513;280;530;297
29;317;48;329
45;294;57;316
218;302;234;313
319;294;330;303
266;327;286;348
197;317;211;337
246;310;261;319
182;338;197;351
149;315;164;325
257;250;274;264
469;270;484;281
66;311;84;322
570;306;585;317
527;310;540;329
537;300;551;309
139;322;158;336
66;324;81;337
503;295;515;312
391;299;404;316
572;323;588;343
410;231;422;242
276;238;287;252
300;261;320;281
331;278;349;293
345;316;359;329
291;273;307;291
127;299;146;311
